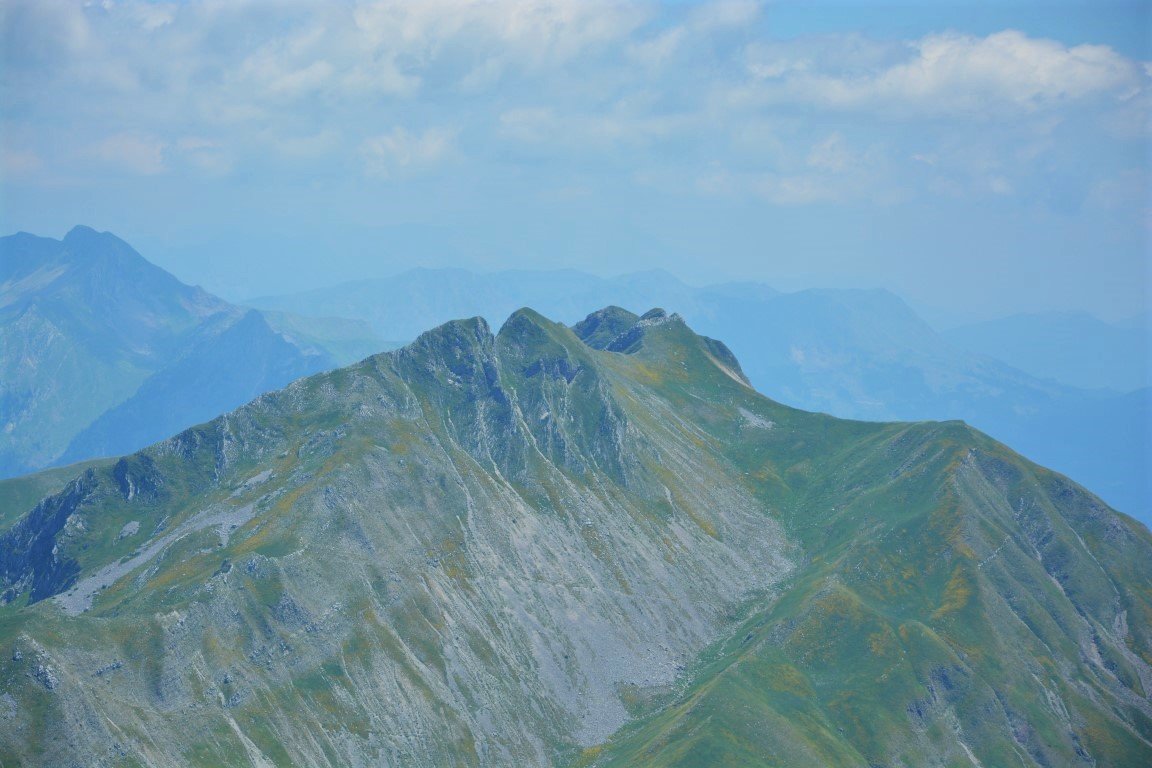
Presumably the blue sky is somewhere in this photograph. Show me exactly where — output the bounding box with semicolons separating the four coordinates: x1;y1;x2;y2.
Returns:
1;0;1148;322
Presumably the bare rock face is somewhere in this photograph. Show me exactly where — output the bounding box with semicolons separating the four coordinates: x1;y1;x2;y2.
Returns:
0;307;1149;768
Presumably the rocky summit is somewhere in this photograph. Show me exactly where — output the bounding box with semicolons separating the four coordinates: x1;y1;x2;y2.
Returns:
0;307;1149;767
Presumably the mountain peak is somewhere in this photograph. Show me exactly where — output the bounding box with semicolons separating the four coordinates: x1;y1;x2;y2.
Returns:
499;306;556;335
60;225;143;261
572;306;640;350
55;225;187;289
639;307;668;321
393;316;497;384
62;224;104;241
579;306;684;355
405;315;493;355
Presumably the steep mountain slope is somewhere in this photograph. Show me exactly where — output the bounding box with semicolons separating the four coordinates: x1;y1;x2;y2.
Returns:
944;311;1150;392
252;270;1149;523
0;227;386;477
0;308;1148;767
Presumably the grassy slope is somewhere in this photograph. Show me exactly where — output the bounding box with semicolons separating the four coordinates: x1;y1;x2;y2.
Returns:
577;338;1152;767
0;311;1148;767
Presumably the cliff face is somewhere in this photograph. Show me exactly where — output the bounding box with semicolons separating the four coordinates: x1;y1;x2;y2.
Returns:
0;307;1148;767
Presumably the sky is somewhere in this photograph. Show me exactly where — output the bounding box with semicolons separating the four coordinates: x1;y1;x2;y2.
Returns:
1;0;1149;322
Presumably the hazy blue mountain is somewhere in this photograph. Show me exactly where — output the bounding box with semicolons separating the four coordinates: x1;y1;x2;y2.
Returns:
58;310;325;465
0;227;387;478
944;310;1150;392
249;267;760;341
1;308;1148;766
693;290;1150;521
254;270;1149;524
686;287;1062;422
993;386;1152;522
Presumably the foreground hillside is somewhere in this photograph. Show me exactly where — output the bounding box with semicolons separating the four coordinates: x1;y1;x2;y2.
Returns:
0;307;1148;767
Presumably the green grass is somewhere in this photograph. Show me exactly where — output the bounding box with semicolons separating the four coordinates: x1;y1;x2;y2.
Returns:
2;308;1150;767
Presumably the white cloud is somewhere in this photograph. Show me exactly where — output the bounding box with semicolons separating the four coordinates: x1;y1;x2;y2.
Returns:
498;108;556;144
694;132;893;206
627;28;684;69
122;1;177;32
1;148;42;177
747;30;1146;117
688;0;761;31
1;1;1147;214
360;127;455;177
270;129;342;159
350;0;650;73
989;176;1013;196
807;133;853;173
754;174;838;205
175;137;232;175
92;133;166;175
698;166;870;206
1086;169;1148;210
499;105;688;150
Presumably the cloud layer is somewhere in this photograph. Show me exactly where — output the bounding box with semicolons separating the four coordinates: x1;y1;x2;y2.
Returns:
3;1;1146;201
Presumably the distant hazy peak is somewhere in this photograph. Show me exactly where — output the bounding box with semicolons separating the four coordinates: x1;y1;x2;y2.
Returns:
62;224;106;241
60;225;147;265
612;268;687;287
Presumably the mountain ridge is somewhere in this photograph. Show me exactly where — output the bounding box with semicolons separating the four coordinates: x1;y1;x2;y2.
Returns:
944;310;1149;392
0;306;1148;767
250;265;1150;522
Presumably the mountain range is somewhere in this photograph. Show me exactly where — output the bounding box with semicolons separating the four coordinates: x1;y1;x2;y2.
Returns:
3;226;1146;524
0;227;387;479
944;311;1149;393
252;269;1150;524
0;306;1148;766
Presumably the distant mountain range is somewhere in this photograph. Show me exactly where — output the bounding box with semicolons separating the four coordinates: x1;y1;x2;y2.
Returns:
253;268;1151;524
1;307;1148;766
3;228;1147;525
250;267;768;343
944;310;1149;392
0;227;387;478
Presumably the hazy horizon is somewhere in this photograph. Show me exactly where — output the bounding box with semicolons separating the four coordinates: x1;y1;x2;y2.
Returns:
2;0;1148;324
9;222;1151;332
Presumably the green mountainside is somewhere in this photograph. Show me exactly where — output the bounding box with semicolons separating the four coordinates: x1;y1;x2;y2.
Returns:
0;307;1148;767
252;267;1150;524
